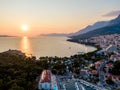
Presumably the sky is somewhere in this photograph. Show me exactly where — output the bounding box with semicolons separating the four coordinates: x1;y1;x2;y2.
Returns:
0;0;120;36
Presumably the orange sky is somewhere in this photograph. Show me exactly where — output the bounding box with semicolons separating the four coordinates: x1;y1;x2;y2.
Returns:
0;0;120;37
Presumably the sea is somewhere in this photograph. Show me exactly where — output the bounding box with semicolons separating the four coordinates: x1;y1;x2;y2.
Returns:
0;36;96;58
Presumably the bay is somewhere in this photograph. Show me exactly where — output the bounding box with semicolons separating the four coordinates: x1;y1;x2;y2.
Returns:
0;36;96;58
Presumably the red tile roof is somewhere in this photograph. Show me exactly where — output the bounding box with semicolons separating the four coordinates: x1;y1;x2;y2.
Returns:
106;64;113;68
91;70;98;74
95;63;100;67
40;70;51;83
98;60;104;63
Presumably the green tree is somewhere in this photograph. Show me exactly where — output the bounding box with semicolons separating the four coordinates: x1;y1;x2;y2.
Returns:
9;83;24;90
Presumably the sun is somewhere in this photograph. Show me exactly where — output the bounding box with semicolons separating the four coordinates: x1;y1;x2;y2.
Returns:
21;25;28;31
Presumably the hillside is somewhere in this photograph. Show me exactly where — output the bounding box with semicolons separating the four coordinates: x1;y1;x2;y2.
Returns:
70;21;109;36
40;33;68;37
0;51;44;90
70;14;120;37
0;35;15;37
71;24;120;40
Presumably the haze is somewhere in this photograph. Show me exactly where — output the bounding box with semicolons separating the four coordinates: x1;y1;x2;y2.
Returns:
0;0;120;36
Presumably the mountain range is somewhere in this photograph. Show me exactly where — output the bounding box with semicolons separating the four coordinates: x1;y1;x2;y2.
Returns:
40;33;68;37
70;14;120;39
0;35;14;37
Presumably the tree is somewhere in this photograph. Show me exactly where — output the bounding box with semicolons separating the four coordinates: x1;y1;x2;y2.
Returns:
111;60;120;75
106;79;114;85
9;83;24;90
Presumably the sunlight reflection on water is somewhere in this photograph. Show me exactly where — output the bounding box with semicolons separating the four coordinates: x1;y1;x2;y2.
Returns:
0;36;96;58
20;36;32;57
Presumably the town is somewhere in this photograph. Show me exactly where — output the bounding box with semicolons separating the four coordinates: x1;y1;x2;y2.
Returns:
0;35;120;90
38;34;120;90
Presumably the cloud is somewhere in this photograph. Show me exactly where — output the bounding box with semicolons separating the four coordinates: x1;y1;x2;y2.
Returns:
103;10;120;17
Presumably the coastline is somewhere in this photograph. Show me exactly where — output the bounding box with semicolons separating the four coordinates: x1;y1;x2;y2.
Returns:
67;38;101;53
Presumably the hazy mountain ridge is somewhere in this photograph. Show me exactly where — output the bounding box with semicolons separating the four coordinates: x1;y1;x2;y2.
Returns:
70;14;120;39
109;14;120;25
72;24;120;39
0;35;15;37
70;14;120;37
40;33;68;36
70;21;109;36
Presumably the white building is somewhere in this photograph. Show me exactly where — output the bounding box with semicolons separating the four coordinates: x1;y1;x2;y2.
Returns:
38;70;58;90
38;70;51;90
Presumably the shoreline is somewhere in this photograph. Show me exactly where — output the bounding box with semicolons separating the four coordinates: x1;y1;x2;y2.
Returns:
67;38;101;53
0;36;100;58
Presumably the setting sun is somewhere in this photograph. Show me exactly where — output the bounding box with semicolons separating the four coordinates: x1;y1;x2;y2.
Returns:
21;25;28;31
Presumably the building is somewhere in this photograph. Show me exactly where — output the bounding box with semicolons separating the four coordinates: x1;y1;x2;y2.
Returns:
38;70;51;90
38;70;58;90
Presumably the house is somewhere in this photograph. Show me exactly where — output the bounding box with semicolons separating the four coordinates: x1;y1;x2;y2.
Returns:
106;45;118;53
38;70;51;90
38;70;58;90
80;69;90;79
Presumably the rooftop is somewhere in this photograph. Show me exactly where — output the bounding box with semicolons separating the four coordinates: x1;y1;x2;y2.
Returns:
40;70;51;83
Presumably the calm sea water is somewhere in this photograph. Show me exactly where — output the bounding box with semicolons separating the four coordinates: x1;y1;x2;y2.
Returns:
0;36;96;58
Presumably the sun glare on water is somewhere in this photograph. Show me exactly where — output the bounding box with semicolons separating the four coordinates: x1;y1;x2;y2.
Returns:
21;25;28;31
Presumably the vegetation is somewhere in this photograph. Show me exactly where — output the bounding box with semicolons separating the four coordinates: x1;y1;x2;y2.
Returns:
106;79;115;85
116;88;120;90
0;49;106;90
0;52;43;90
111;60;120;75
